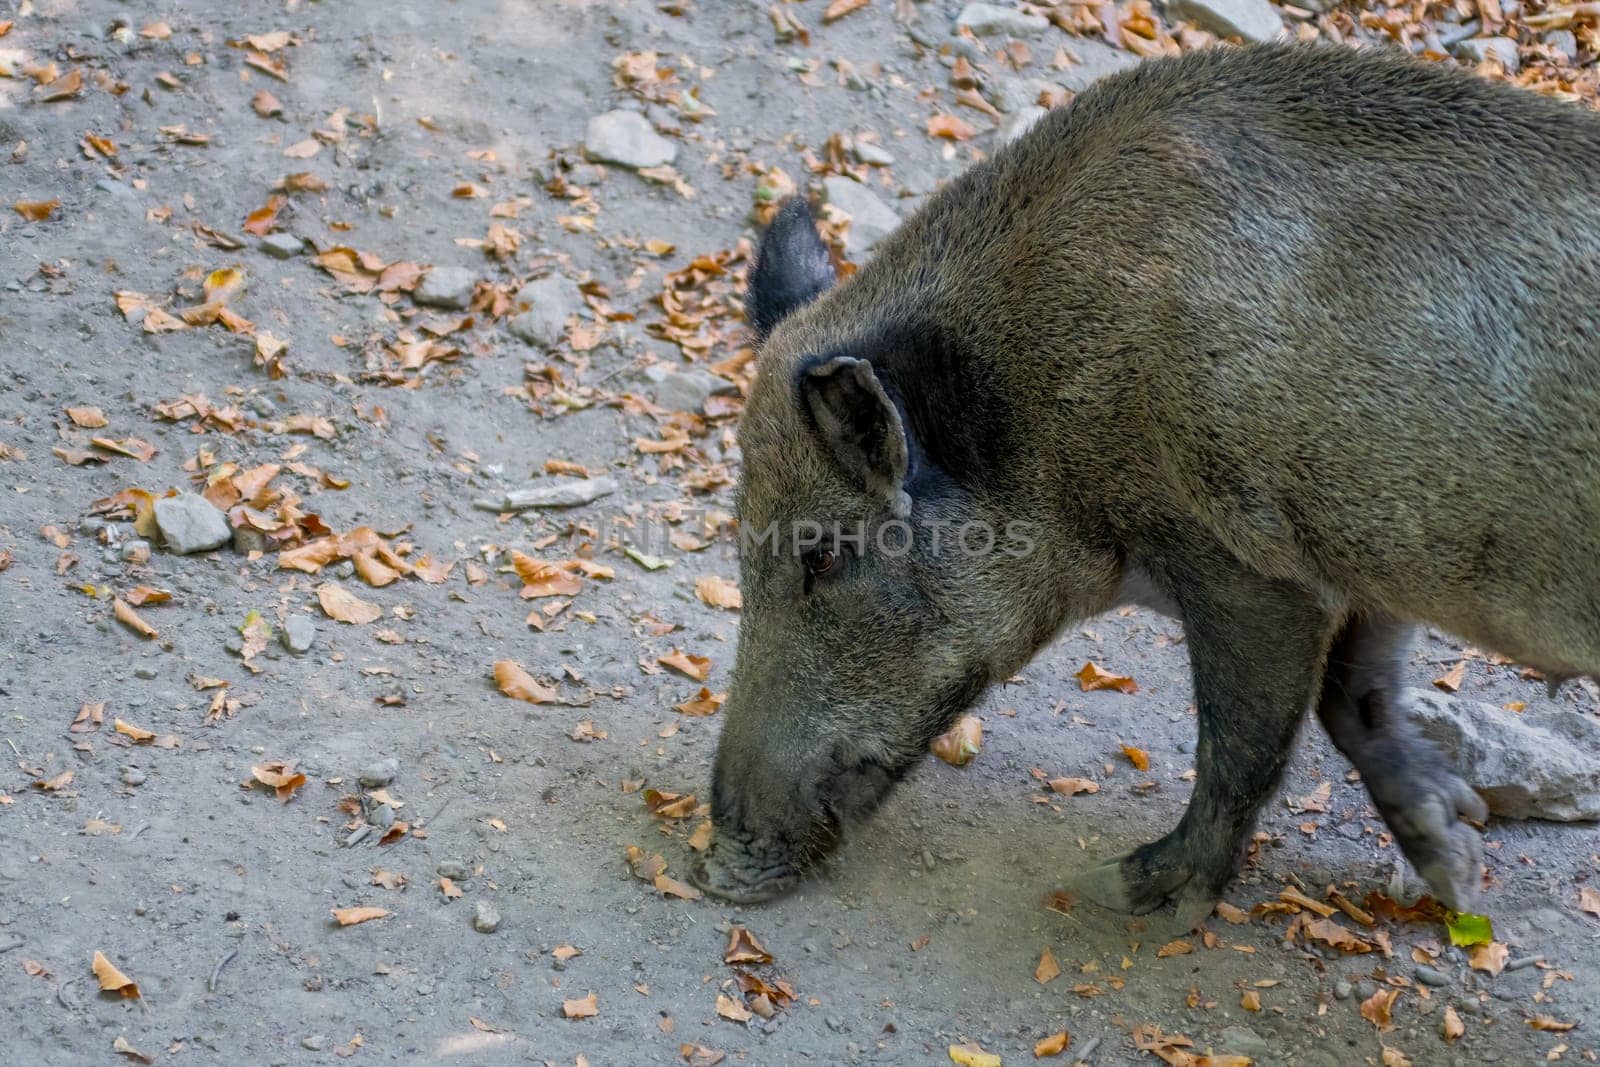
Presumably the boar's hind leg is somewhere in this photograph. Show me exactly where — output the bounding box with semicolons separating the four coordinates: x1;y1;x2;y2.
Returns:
1073;551;1334;931
1316;613;1488;912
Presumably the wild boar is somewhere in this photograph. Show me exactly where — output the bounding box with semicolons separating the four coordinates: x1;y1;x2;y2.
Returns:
691;43;1600;929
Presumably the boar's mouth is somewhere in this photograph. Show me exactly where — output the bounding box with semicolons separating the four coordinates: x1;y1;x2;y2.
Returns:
691;755;903;904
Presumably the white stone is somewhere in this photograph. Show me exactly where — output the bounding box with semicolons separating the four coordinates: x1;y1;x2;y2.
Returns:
508;274;581;349
258;232;305;259
474;477;619;512
414;266;476;310
821;176;901;258
955;3;1049;37
153;493;231;554
1165;0;1284;42
1456;36;1521;73
646;365;736;412
583;110;677;169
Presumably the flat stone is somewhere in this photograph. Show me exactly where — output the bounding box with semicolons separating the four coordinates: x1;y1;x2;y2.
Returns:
1455;36;1521;73
232;526;269;555
1051;37;1143;93
508;274;581;349
1405;688;1600;821
821;176;901;258
153;493;231;554
414;266;476;310
282;616;316;655
359;757;399;788
1544;29;1578;62
257;232;305;259
991;77;1064;114
473;900;502;933
645;365;735;412
955;3;1050;37
1165;0;1284;41
1218;1026;1273;1061
852;140;894;166
583;110;677;169
474;476;619;513
998;106;1049;147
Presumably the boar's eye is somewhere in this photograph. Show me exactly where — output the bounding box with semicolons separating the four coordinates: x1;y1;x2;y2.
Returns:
801;546;838;594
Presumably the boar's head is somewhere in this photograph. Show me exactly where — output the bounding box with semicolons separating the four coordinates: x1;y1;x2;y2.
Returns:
692;200;1121;903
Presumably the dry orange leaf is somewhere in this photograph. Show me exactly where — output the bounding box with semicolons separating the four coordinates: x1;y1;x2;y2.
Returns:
439;877;463;900
65;406;107;428
724;925;773;964
1578;886;1600;918
673;688;725;716
1433;660;1466;692
1076;661;1138;694
823;0;870;21
69;702;105;734
34;770;74;792
1034;946;1061;983
660;650;711;682
1047;776;1099;796
927;113;978;141
931;715;982;766
695;576;742;610
1215;902;1251;925
113;718;156;744
1442;1004;1465;1042
563;992;599;1019
494;659;559;704
92;951;140;998
124;586;171;606
1468;940;1509;975
1360;987;1400;1029
331;906;392;926
1529;1015;1576;1032
251;760;307;802
13;199;60;221
251;89;283;117
113;598;159;639
1034;1031;1069;1057
317;582;382;624
1120;743;1150;771
644;789;698;819
1241;989;1262;1012
1157;939;1194;958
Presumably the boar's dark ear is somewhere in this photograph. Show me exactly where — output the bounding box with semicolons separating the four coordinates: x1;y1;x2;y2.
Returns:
799;355;911;517
747;198;836;344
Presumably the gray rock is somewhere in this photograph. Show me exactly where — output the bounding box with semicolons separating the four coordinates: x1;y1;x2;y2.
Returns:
121;765;147;786
301;1035;326;1051
359;757;399;788
437;860;468;880
1219;1026;1273;1061
508;274;581;349
1415;965;1451;987
645;365;735;412
414;266;476;310
821;176;901;258
991;77;1063;114
1405;688;1600;820
473;900;501;933
134;666;157;680
1333;979;1353;1000
153;493;231;554
998;106;1049;147
232;525;269;555
1455;35;1521;72
119;539;150;562
474;477;618;512
282;616;316;655
1052;38;1143;93
583;110;677;169
852;140;895;167
257;232;305;259
1544;29;1578;62
367;803;396;830
1165;0;1284;41
955;3;1049;36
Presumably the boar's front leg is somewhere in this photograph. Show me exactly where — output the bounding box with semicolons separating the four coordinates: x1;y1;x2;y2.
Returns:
1316;613;1488;912
1073;548;1334;930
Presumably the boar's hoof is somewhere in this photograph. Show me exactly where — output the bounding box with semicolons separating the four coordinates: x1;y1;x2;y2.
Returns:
1378;774;1488;914
1070;845;1220;934
690;849;802;905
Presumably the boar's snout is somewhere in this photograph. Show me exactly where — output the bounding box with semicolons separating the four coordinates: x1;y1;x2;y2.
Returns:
691;736;901;904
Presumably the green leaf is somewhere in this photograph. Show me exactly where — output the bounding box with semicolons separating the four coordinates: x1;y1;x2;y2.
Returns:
624;547;672;571
1445;911;1494;947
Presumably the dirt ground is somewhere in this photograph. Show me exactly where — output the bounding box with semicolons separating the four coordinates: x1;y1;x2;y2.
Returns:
1;0;1597;1064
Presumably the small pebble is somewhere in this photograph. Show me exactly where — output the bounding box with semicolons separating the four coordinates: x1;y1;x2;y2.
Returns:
1333;979;1353;1000
359;757;399;788
473;900;501;933
121;766;147;786
301;1035;325;1051
367;804;395;830
436;861;468;880
1415;965;1450;987
134;666;157;680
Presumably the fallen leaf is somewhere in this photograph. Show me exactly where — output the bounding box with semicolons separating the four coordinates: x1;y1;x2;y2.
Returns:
1047;776;1099;796
113;598;159;638
644;789;698;820
1578;886;1600;918
1289;780;1333;814
948;1043;1001;1067
1380;1049;1412;1067
439;877;463;900
1157;939;1194;958
715;993;752;1022
317;582;382;624
331;906;392;926
113;718;156;744
1034;946;1061;983
1215;902;1251;925
1468;940;1509;975
124;586;171;606
1033;1031;1068;1057
1445;911;1494;947
695;575;742;610
1241;989;1262;1011
112;1036;153;1064
91;951;140;998
65;406;107;428
69;701;105;734
660;650;711;681
1442;1005;1465;1042
494;659;559;704
932;715;983;766
251;760;308;802
1529;1015;1576;1032
673;688;725;716
563;992;599;1019
1433;660;1467;692
1076;661;1138;694
13;199;60;221
927;113;978;141
34;770;74;792
1120;743;1150;771
552;944;581;962
724;925;772;965
823;0;870;19
1361;987;1400;1029
251;89;283;117
1295;914;1376;954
